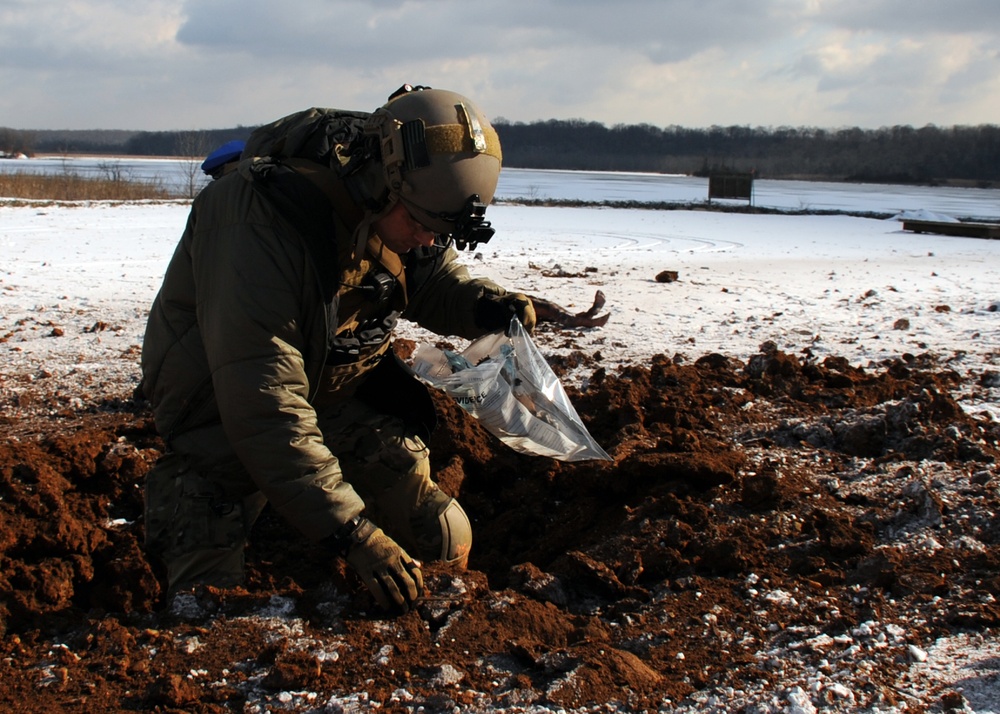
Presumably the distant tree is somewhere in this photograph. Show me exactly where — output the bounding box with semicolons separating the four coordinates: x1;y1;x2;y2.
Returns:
0;128;35;156
176;131;212;198
96;159;132;184
10;121;1000;184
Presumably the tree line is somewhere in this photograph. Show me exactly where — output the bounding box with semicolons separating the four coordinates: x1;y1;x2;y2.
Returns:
0;128;251;161
493;120;1000;185
3;121;999;186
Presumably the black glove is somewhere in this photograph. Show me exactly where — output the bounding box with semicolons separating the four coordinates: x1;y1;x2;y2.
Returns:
340;518;424;612
475;292;537;334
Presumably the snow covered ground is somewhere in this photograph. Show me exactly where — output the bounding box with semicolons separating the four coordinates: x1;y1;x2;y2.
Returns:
1;196;998;418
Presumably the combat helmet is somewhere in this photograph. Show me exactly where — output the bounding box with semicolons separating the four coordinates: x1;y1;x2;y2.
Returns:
365;85;502;249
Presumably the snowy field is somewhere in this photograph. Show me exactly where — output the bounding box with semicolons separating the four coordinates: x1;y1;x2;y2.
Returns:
1;169;999;418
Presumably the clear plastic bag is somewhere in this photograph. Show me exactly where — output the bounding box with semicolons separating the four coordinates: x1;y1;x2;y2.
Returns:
411;317;612;462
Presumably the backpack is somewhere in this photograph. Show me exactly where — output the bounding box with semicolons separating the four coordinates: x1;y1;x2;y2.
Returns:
242;108;375;303
242;107;372;168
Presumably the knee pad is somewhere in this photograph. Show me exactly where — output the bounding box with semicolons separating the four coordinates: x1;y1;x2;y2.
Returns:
411;489;472;568
437;498;473;568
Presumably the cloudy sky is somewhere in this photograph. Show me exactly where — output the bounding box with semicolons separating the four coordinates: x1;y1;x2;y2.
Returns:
2;0;998;132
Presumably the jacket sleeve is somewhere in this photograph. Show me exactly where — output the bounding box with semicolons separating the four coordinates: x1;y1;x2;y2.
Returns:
190;199;364;541
401;244;509;339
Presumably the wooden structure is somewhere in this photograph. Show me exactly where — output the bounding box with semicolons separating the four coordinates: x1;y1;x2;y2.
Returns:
708;172;754;205
902;220;1000;240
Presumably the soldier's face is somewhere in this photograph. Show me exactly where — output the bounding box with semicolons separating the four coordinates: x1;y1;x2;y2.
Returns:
374;201;436;254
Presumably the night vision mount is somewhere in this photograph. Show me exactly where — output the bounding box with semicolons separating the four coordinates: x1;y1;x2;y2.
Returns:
452;194;494;251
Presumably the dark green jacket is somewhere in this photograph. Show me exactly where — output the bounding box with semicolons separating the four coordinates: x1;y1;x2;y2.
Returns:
140;160;505;540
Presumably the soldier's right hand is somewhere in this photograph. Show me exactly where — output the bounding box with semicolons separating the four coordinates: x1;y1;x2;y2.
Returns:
344;521;424;612
475;292;537;334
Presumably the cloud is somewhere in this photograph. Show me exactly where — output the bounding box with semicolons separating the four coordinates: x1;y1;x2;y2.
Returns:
0;0;182;71
1;0;998;131
173;0;797;67
815;0;1000;36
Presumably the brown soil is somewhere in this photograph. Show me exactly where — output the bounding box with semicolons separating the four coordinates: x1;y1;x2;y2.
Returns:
1;340;998;712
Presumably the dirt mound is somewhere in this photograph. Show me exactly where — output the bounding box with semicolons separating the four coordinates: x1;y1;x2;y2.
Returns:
1;346;998;712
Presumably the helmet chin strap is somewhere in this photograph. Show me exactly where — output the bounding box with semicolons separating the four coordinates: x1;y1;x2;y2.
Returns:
338;134;400;262
350;193;400;263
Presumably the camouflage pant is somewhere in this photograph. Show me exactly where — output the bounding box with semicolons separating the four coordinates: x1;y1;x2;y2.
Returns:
144;398;470;595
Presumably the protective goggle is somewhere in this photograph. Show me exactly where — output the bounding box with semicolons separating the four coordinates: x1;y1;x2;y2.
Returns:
402;193;495;251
